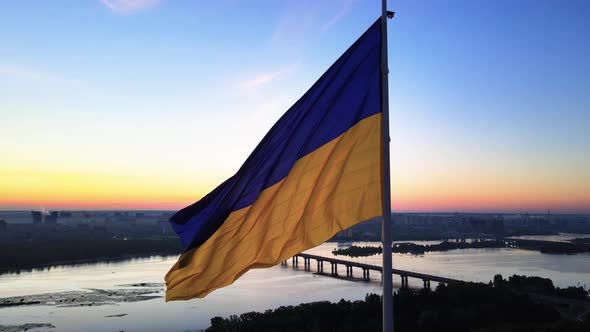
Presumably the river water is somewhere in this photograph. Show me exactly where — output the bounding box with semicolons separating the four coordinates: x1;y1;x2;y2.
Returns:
1;239;589;331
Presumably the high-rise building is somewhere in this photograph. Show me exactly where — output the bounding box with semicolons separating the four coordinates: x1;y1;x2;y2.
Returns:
31;211;43;224
45;211;59;224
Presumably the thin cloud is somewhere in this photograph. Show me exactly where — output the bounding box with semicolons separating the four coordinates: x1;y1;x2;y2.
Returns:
269;0;355;59
239;63;300;90
321;0;354;32
100;0;160;14
241;71;282;89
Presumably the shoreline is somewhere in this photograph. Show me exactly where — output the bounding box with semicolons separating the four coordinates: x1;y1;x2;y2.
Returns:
3;236;590;275
0;238;182;275
0;253;180;276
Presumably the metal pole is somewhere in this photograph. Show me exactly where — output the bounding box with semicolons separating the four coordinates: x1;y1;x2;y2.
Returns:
380;1;394;332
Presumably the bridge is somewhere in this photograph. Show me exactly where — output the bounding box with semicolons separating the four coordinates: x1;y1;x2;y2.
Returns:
282;253;467;289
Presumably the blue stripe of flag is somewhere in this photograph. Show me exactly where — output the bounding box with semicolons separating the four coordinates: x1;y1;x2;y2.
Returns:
171;18;382;252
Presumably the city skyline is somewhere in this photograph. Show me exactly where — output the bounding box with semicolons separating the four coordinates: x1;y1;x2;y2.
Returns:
1;0;589;214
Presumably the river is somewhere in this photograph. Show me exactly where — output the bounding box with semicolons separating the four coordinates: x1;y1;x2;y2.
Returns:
1;239;589;331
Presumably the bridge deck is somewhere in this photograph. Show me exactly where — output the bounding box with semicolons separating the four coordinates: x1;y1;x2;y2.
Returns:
294;253;465;285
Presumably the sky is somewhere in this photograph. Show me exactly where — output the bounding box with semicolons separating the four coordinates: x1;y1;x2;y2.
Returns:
0;0;589;214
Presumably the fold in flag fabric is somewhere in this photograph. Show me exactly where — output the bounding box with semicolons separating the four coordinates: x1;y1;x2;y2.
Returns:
166;18;383;301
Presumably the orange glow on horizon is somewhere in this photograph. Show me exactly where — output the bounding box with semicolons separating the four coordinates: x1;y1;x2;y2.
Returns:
2;187;589;214
3;196;589;213
392;196;590;214
1;166;589;213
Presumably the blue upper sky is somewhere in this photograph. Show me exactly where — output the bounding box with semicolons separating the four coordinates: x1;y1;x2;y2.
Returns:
1;0;589;213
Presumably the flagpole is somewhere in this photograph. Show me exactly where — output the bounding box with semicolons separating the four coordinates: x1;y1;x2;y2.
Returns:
380;1;394;332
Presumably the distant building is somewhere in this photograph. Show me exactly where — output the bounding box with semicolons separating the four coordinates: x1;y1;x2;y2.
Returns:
0;211;34;224
32;211;43;224
60;211;72;218
45;211;59;225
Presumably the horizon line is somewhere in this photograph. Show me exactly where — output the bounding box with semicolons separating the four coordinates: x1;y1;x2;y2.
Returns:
0;209;589;216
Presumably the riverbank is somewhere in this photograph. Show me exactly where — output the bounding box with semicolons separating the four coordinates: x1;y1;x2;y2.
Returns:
3;236;590;277
2;243;589;332
0;239;182;274
332;241;505;257
2;271;588;332
0;283;163;309
331;238;590;257
206;279;590;332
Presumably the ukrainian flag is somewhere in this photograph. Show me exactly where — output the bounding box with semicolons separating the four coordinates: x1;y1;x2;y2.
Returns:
166;18;383;300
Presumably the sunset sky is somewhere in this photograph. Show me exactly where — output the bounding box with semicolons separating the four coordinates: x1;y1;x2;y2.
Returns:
1;0;589;213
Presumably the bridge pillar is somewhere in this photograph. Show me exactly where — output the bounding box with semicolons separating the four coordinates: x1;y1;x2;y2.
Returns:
287;254;464;287
345;265;353;278
330;263;338;275
401;275;409;289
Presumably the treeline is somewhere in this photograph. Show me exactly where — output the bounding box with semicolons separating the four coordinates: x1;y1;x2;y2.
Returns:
332;245;382;257
393;241;504;255
493;274;589;300
513;239;590;254
207;279;590;332
332;239;590;257
332;241;505;257
570;238;590;244
0;238;182;273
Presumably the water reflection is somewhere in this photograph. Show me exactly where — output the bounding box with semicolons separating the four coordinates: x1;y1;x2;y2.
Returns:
1;255;179;277
507;233;590;243
1;241;589;332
